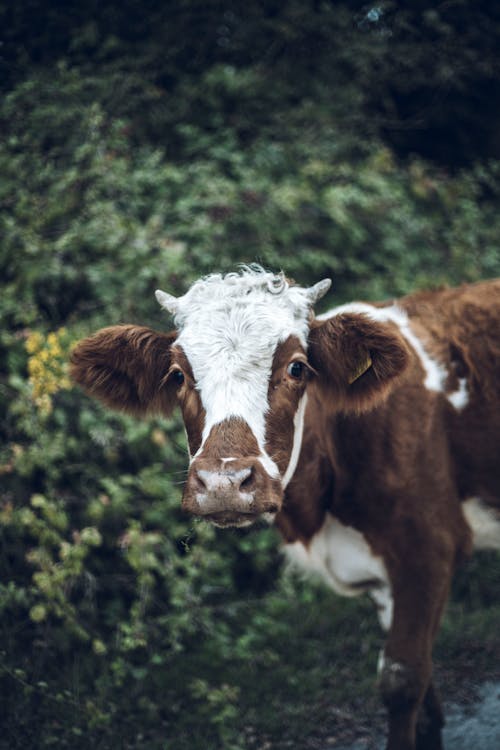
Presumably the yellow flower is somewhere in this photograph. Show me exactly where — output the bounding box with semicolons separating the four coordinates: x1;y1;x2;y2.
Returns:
28;358;43;376
26;328;76;414
25;331;44;354
36;394;53;416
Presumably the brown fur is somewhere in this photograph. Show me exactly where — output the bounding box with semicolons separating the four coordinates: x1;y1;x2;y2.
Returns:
274;280;499;750
70;325;177;416
198;417;260;458
308;314;411;413
265;336;310;474
169;345;205;455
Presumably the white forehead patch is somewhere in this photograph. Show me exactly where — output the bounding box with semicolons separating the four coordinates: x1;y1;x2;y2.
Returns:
174;269;312;340
172;269;312;449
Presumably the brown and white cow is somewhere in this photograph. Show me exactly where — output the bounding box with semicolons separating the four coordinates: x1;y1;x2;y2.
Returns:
70;268;500;750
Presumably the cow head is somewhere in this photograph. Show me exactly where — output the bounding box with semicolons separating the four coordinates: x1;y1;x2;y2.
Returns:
71;269;409;527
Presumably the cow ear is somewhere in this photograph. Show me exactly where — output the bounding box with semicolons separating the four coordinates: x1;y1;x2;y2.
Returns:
307;313;410;412
70;325;178;417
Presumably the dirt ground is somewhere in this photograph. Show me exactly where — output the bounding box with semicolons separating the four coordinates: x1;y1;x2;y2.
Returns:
319;672;500;750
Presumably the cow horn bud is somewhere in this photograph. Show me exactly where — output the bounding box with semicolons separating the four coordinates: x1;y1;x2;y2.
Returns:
155;289;178;314
306;279;332;305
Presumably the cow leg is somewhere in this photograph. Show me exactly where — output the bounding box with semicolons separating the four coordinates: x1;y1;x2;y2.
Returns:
378;556;453;750
379;655;427;750
415;680;444;750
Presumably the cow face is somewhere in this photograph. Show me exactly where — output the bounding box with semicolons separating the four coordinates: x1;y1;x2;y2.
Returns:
71;269;409;527
155;271;331;527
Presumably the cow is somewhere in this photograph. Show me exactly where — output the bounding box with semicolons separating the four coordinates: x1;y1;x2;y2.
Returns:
70;267;500;750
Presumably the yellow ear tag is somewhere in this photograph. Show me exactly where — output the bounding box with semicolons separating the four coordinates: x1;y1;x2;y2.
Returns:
348;354;373;385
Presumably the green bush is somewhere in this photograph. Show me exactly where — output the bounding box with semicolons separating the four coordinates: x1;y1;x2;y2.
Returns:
1;22;500;749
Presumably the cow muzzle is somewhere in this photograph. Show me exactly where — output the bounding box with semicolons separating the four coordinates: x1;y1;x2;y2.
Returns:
182;457;282;527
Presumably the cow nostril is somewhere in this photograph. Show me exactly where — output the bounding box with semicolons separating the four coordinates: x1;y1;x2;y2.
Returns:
190;465;256;496
194;470;208;493
239;467;255;491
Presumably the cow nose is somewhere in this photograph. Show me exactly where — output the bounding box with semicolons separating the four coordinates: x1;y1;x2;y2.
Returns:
196;466;254;494
182;456;282;525
182;457;270;519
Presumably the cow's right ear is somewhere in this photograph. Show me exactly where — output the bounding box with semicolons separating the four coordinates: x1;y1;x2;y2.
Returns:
308;313;410;413
70;325;178;417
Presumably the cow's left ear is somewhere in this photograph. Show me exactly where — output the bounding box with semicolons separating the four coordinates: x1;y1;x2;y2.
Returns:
70;325;178;417
307;313;411;412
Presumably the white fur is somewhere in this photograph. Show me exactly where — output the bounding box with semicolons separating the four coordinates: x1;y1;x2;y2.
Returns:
282;393;308;489
447;377;469;411
170;269;313;474
285;513;393;630
463;498;500;550
258;453;281;480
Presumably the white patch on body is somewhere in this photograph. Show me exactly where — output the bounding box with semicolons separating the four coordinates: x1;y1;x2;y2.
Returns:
447;377;469;411
318;302;469;410
462;498;500;550
285;513;393;630
370;586;394;632
173;270;312;473
282;393;308;489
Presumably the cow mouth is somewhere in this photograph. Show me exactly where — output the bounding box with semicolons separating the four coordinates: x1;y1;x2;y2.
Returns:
204;511;262;528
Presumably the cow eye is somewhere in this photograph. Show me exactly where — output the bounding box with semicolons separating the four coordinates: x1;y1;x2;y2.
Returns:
287;361;304;379
171;369;185;386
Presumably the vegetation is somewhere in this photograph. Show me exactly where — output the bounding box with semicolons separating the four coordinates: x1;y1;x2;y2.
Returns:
1;2;499;748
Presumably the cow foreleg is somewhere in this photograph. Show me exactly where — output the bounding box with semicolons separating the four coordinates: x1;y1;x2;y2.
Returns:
378;559;452;750
379;656;425;750
415;680;444;750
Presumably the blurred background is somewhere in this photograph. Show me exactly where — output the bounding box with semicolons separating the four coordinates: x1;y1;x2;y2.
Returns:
1;2;500;748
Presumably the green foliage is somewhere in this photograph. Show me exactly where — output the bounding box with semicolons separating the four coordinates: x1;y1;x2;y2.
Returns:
1;4;500;748
3;1;500;165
